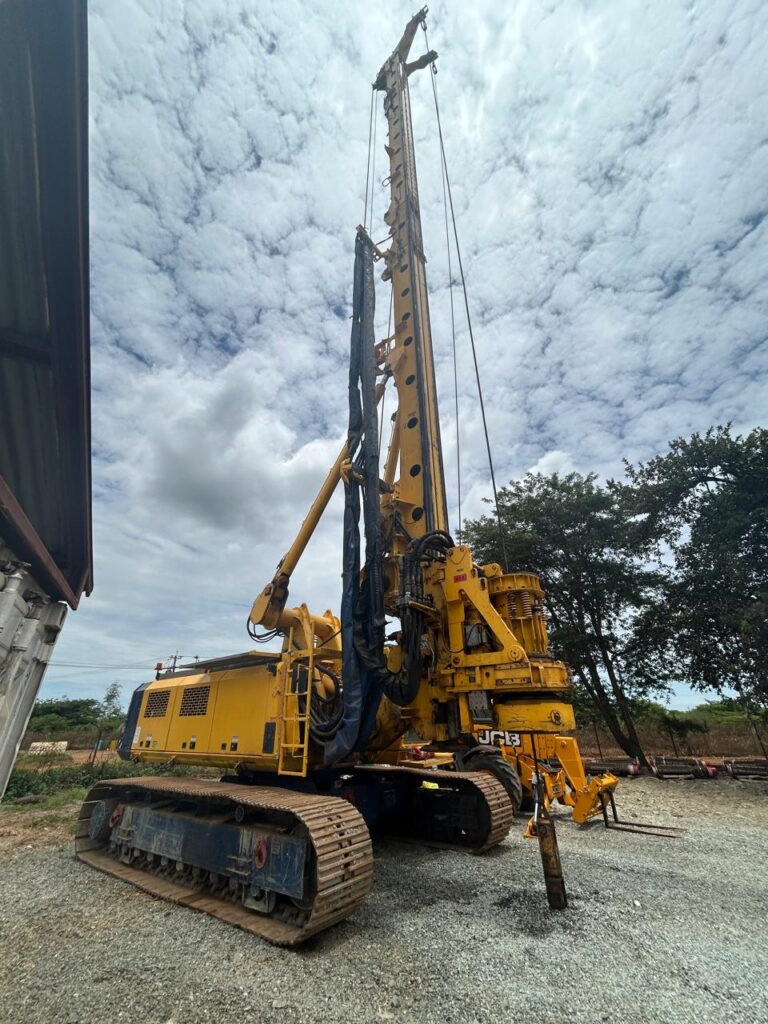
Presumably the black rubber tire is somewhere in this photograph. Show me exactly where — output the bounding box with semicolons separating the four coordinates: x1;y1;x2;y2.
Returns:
464;750;523;816
519;793;535;814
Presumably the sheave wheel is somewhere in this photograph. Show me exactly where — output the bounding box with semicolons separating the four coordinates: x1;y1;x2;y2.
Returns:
464;749;523;815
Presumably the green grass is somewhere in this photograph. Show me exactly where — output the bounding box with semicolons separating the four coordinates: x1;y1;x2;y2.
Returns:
30;787;89;810
7;789;89;833
4;760;202;801
0;787;89;840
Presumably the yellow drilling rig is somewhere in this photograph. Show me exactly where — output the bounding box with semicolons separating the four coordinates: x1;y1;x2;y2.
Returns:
76;9;628;945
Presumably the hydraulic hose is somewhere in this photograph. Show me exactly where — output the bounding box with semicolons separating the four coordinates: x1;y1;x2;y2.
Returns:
362;529;454;707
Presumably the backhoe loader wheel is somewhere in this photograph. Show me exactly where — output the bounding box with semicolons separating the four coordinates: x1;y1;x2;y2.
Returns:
464;750;523;816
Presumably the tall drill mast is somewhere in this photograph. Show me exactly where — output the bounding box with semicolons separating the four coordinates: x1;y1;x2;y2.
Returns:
249;9;449;631
374;9;447;541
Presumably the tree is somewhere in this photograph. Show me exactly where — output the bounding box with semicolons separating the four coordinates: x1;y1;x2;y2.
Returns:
463;472;668;763
27;698;103;732
622;426;768;713
26;684;125;736
100;682;124;726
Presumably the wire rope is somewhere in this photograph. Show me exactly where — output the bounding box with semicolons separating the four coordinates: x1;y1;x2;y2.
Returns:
436;105;462;543
424;23;508;567
362;87;375;229
367;94;378;233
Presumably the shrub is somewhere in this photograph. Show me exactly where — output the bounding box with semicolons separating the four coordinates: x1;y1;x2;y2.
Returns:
4;760;201;802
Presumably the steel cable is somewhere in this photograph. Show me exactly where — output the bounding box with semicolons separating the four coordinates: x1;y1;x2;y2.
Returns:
424;23;509;567
436;103;462;544
362;87;375;229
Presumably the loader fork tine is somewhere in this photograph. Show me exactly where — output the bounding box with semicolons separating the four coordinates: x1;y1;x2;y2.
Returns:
599;790;684;839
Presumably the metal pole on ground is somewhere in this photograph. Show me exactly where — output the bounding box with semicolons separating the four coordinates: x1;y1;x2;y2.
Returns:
530;732;567;910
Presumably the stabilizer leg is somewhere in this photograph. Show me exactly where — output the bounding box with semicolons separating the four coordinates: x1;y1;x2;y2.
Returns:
527;733;568;909
536;805;568;910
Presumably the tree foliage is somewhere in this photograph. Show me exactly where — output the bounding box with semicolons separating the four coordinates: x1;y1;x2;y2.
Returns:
27;698;103;733
622;425;768;709
463;471;667;762
463;425;767;759
27;683;125;735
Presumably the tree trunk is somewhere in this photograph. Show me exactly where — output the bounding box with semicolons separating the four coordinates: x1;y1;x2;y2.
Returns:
742;702;768;760
593;721;603;758
549;604;642;761
666;722;678;757
574;662;638;759
587;613;649;766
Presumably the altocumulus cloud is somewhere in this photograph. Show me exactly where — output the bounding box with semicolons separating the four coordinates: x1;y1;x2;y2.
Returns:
44;0;768;701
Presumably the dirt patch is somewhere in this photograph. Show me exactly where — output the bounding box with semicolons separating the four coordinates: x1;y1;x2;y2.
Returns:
65;749;120;765
0;795;84;853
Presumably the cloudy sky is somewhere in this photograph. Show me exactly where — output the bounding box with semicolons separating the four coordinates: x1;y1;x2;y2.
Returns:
44;0;768;710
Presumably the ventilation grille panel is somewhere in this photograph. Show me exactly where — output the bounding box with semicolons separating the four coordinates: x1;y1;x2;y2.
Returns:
144;689;170;718
179;685;210;717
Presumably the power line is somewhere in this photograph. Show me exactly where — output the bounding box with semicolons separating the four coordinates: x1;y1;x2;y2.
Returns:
48;662;156;670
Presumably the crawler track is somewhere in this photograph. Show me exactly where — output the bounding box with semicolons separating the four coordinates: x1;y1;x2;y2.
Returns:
75;768;510;944
352;764;514;851
75;777;373;946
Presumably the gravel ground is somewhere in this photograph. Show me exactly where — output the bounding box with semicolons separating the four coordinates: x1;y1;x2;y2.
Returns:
1;777;766;1024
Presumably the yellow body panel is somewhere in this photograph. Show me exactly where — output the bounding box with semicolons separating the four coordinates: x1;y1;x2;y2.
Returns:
132;662;284;772
495;700;576;734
